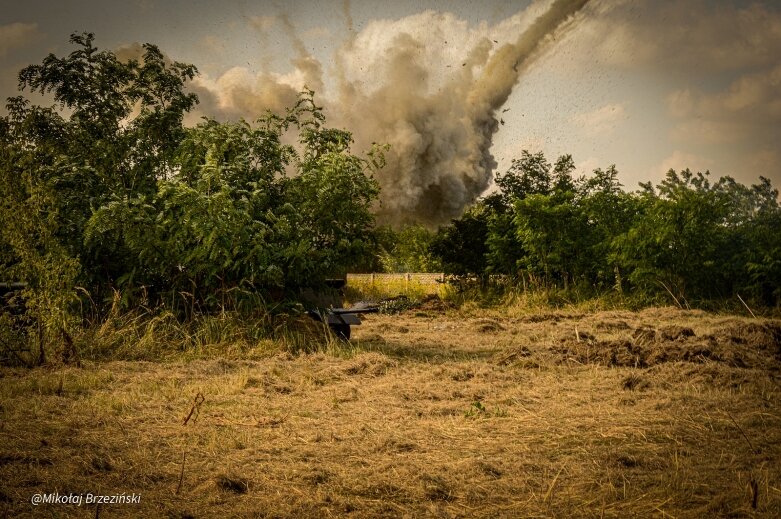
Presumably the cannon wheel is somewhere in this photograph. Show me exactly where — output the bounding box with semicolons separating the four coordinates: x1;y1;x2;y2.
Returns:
329;323;351;340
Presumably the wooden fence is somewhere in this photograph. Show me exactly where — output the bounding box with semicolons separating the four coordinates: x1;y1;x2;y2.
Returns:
346;273;445;284
346;273;445;295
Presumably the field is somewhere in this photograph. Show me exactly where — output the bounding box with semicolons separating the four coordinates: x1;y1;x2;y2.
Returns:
1;304;780;517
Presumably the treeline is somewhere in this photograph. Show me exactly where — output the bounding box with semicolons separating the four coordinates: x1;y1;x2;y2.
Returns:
407;152;780;307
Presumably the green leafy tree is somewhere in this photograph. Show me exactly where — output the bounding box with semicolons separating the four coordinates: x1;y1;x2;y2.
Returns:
613;170;732;302
430;203;490;277
376;225;442;273
714;176;781;305
1;33;199;315
580;166;638;290
513;190;592;289
483;151;555;277
85;92;381;310
493;151;552;205
2;34;383;326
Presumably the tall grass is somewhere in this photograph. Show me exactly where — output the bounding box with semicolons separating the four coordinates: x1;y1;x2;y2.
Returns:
1;289;351;366
344;276;446;303
344;273;781;320
4;278;777;367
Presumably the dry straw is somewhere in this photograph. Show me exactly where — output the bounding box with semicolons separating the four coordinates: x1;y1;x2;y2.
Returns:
0;305;779;517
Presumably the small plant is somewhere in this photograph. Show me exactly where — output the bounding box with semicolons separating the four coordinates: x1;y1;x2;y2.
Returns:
464;400;507;418
465;400;487;418
378;296;421;314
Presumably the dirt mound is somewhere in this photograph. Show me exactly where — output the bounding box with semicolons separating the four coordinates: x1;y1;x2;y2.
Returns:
704;322;781;357
519;312;585;323
555;339;648;367
645;341;726;366
473;318;505;333
631;325;695;344
554;327;746;368
417;295;452;313
658;326;696;341
595;320;631;331
550;318;781;369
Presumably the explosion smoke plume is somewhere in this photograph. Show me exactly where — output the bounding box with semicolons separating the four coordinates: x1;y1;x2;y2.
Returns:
193;0;592;225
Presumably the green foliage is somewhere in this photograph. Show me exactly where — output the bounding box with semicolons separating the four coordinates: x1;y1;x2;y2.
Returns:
2;30;780;368
429;152;781;308
430;203;490;277
1;32;201;343
613;170;730;301
375;224;442;273
493;151;553;204
1;34;383;341
82;91;381;310
513;191;591;287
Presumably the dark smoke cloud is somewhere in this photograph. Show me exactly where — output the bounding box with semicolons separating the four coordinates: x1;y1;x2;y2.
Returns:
339;0;590;224
188;0;592;225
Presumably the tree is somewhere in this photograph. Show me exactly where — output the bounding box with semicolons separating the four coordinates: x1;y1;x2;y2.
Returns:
375;225;442;273
580;166;637;290
86;92;382;309
513;191;592;289
483;151;555;277
1;32;198;352
493;151;552;208
612;169;732;302
1;33;199;308
430;203;490;277
2;34;383;323
715;176;781;306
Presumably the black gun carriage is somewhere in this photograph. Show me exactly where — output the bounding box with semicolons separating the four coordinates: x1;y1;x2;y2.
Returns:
304;279;378;340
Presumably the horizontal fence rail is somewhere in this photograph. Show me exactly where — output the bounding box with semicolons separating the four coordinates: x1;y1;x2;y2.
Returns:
346;273;446;297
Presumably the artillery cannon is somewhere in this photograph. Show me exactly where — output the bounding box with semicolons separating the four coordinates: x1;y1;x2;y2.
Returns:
303;279;378;340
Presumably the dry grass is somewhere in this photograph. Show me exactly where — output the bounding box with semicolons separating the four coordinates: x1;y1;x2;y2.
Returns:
1;306;780;517
344;277;448;302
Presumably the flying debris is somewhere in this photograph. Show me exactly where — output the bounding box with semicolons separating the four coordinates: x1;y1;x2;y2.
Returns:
346;0;593;225
201;0;592;225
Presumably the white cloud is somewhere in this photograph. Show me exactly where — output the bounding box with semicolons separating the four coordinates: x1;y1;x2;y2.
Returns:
248;16;276;31
301;26;331;40
571;103;626;136
573;1;781;73
0;22;41;57
667;64;781;149
654;150;715;178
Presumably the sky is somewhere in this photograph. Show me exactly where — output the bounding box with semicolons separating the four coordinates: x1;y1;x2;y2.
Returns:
2;0;781;223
